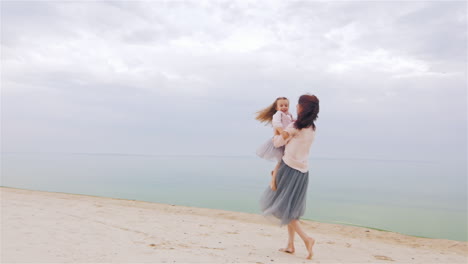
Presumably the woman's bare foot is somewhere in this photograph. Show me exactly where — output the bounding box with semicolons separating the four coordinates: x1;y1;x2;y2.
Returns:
279;246;295;254
305;237;315;260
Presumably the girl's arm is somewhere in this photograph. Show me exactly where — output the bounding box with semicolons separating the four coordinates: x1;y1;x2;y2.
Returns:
272;112;284;135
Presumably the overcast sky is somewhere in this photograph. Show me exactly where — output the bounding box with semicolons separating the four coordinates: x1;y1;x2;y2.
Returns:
1;0;466;161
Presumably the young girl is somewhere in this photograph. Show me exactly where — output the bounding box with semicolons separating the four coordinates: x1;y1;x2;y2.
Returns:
255;97;295;191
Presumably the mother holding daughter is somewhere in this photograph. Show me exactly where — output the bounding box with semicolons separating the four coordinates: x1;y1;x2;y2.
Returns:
259;94;320;260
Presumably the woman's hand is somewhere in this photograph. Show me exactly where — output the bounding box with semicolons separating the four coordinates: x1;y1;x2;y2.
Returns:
281;131;290;140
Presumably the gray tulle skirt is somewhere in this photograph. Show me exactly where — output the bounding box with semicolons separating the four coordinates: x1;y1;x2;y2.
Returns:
259;160;309;226
256;137;284;162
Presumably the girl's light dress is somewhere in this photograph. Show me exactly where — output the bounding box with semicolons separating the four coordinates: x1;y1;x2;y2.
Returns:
256;111;294;162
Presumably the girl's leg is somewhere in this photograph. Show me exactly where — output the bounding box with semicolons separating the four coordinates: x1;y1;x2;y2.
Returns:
270;162;281;191
290;219;315;259
279;223;295;254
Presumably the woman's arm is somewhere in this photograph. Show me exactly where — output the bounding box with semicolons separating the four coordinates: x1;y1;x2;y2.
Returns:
273;125;294;147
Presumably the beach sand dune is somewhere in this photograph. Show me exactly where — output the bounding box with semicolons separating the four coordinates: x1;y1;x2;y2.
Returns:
1;187;467;263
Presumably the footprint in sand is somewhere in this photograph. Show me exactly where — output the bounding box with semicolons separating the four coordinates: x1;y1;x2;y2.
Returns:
200;246;226;250
373;255;395;261
177;243;191;248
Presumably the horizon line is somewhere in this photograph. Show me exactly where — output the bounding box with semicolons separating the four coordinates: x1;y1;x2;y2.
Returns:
1;151;450;164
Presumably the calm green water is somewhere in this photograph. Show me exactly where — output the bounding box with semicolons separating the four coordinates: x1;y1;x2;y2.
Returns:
1;153;466;241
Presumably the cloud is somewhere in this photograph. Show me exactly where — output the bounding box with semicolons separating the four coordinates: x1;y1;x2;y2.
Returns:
326;48;430;76
1;1;466;161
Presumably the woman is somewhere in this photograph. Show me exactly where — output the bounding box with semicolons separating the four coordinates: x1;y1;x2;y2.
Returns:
259;94;319;260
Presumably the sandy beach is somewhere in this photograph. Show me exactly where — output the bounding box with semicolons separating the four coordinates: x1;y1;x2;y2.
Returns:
1;186;466;263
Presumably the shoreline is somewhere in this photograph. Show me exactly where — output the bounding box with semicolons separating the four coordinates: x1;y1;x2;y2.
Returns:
2;185;463;242
2;186;467;263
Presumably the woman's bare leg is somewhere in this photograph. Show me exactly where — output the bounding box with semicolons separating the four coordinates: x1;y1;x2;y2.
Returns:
279;223;295;254
270;162;281;191
290;219;315;259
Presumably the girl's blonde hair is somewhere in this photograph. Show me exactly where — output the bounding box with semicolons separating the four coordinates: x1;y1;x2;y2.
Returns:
255;97;288;124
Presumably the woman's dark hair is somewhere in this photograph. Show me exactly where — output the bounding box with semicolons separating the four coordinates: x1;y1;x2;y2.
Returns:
295;94;319;130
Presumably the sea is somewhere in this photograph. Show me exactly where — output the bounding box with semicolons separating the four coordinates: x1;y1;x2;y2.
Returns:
1;152;466;241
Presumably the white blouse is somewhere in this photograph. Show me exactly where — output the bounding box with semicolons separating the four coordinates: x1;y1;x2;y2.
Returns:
273;123;316;173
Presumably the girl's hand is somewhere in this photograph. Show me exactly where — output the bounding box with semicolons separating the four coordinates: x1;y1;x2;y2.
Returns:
275;127;283;135
281;131;290;140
